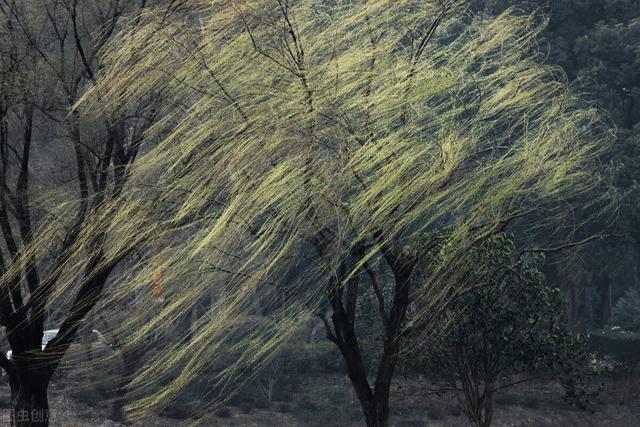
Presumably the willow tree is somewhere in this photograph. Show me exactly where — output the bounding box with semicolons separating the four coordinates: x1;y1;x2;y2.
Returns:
2;0;611;426
0;1;164;425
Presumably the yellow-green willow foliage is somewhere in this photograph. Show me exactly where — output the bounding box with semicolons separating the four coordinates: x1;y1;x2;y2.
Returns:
5;0;611;419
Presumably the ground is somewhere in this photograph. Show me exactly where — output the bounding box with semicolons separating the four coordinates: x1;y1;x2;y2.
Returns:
0;373;637;426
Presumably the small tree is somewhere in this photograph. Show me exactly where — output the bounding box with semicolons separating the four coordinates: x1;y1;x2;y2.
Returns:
412;234;597;427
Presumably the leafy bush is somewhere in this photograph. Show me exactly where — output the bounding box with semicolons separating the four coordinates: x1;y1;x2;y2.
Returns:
410;234;598;427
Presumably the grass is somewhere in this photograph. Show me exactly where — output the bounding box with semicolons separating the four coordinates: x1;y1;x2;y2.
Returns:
291;393;361;427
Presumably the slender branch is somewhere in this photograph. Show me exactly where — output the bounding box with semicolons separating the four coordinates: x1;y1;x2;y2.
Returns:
70;0;94;81
364;261;388;327
520;234;630;257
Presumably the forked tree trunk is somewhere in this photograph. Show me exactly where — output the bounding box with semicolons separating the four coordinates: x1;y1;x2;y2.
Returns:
338;319;401;427
330;256;413;427
337;344;390;427
360;394;390;427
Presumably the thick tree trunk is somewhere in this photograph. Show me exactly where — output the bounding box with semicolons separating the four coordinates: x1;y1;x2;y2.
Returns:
364;396;390;427
9;369;50;427
329;283;393;427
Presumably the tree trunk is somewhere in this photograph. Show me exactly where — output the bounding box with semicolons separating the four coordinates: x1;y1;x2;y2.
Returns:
340;365;387;427
341;345;395;427
328;287;392;427
333;261;412;427
317;235;415;427
366;396;390;427
9;369;50;427
474;393;493;427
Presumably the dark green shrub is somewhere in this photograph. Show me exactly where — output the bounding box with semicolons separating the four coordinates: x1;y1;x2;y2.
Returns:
410;234;598;427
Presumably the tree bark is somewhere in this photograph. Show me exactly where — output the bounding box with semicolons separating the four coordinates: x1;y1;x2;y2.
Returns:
8;366;51;427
